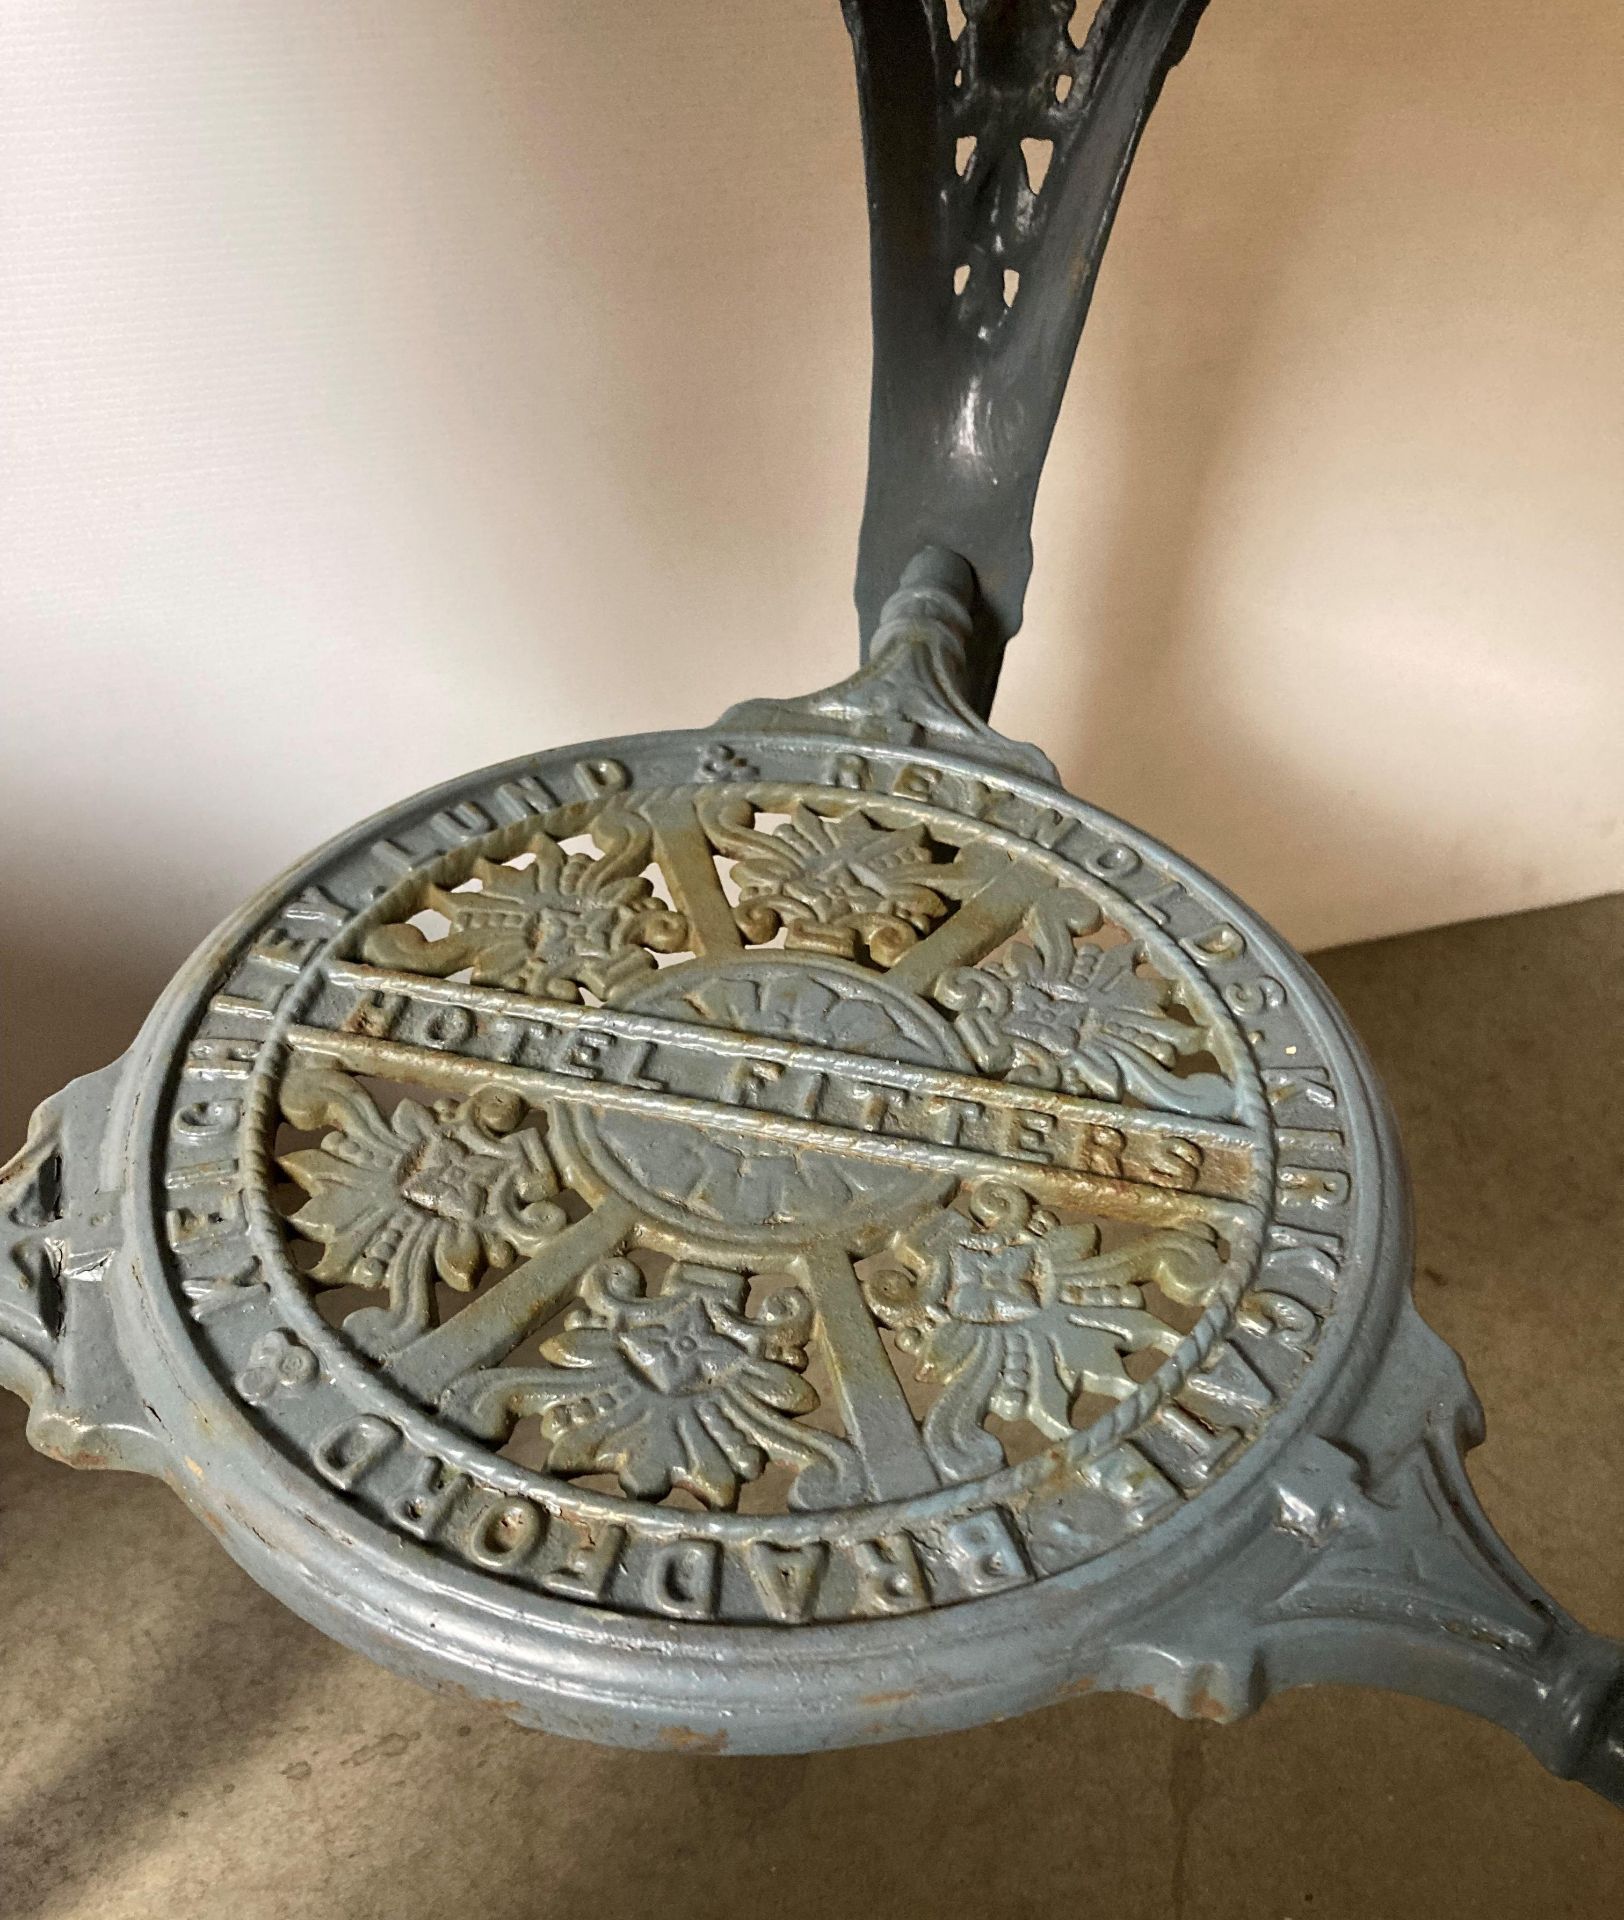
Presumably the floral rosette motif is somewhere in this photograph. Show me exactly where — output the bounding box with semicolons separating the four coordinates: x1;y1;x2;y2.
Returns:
441;1258;863;1512
937;895;1236;1119
279;1068;567;1354
363;809;687;1000
700;793;972;965
864;1182;1223;1482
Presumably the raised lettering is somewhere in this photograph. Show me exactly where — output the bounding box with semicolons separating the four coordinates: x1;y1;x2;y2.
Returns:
845;1533;928;1616
492;773;557;823
640;1539;721;1619
742;1541;829;1623
918;1511;1029;1599
422;1003;475;1049
313;1416;400;1490
369;837;418;879
181;1258;269;1320
166;1189;245;1246
1276;1127;1347;1162
1135;877;1185;926
1179;1345;1274;1428
1179;923;1246;966
539;1520;625;1603
163;1158;239;1192
387;1455;467;1540
285;884;349;931
1125;1133;1202;1191
1083;842;1140;880
211;989;283;1021
344;990;405;1038
430;801;494;840
465;1496;545;1570
173;1099;241;1142
1082;1442;1180;1528
184;1036;260;1081
250;925;319;972
1262;1065;1337;1111
1277;1165;1351;1213
1139;1405;1241;1490
1224;975;1285;1018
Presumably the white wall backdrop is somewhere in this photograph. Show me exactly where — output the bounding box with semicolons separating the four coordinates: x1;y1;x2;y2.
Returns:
4;0;1623;1142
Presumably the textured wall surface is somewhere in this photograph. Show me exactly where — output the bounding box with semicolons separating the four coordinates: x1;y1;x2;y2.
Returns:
4;0;1623;1146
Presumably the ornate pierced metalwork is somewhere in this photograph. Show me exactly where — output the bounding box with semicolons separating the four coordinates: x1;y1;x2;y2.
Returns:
363;807;687;999
2;0;1619;1805
938;894;1236;1116
700;795;962;964
845;0;1210;695
864;1182;1222;1479
244;749;1270;1540
279;1069;567;1353
443;1257;863;1512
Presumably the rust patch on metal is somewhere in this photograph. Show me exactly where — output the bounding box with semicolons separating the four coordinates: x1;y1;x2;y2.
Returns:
657;1725;728;1754
41;1443;109;1470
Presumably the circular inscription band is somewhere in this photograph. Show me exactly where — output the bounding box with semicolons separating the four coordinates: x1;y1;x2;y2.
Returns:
143;737;1376;1639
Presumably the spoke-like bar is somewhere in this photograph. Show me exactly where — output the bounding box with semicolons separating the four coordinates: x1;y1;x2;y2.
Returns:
286;1025;1258;1234
799;1245;938;1501
883;859;1037;995
323;961;1260;1158
642;791;743;958
385;1198;636;1405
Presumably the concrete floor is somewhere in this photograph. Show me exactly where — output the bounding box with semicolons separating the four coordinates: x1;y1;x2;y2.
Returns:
3;894;1621;1918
